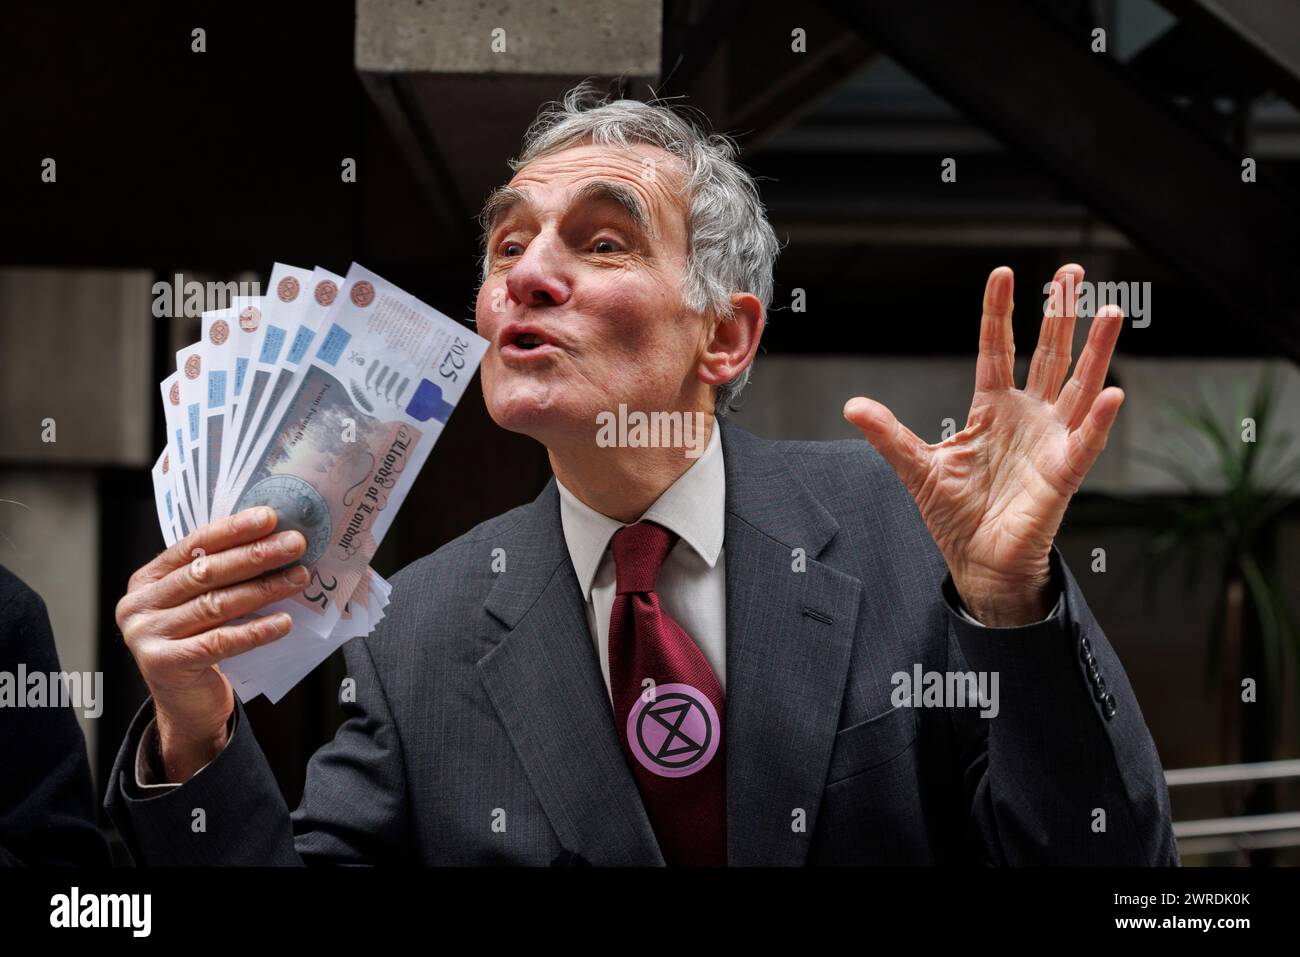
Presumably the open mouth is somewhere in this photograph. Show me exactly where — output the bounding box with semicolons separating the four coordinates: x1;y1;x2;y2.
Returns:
513;333;547;350
500;326;560;361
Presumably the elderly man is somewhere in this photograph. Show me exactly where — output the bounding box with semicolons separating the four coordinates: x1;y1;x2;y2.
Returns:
106;85;1177;866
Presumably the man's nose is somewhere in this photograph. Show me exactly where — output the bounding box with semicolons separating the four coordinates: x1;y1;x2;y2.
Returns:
504;232;572;308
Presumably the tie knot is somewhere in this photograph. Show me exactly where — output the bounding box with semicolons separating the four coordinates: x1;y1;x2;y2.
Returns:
610;521;677;594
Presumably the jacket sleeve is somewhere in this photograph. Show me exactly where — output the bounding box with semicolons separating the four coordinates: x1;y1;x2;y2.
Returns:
942;546;1179;865
104;630;412;865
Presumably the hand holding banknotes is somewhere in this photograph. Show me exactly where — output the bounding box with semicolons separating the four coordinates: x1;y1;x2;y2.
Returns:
115;507;311;782
125;262;487;779
141;263;486;709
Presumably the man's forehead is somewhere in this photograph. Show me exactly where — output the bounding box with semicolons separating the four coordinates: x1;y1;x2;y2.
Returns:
482;143;686;234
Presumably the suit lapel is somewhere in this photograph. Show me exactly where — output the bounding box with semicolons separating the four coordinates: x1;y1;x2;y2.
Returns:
478;480;663;866
477;419;864;867
719;420;864;865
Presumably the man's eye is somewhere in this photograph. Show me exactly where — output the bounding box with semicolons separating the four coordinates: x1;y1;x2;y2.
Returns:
501;242;524;257
592;239;621;254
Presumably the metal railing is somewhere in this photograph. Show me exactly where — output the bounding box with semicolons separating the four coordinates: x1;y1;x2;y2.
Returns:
1166;759;1300;858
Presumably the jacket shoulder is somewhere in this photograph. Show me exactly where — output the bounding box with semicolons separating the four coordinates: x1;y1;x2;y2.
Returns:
353;499;537;669
379;494;535;613
389;500;534;593
755;432;943;570
763;434;910;503
0;564;56;668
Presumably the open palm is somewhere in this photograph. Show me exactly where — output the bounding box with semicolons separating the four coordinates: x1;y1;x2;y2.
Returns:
844;264;1125;625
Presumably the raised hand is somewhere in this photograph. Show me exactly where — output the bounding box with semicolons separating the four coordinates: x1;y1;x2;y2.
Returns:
844;264;1125;626
115;507;310;782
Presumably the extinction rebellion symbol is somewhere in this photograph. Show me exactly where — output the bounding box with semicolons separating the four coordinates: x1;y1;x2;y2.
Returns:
626;682;720;778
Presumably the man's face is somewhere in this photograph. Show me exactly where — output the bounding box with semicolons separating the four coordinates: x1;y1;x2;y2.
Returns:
474;141;708;443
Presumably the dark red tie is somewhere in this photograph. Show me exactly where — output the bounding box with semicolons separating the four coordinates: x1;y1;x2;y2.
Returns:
607;520;726;866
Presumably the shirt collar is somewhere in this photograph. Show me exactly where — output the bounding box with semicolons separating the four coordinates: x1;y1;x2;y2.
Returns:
556;421;725;602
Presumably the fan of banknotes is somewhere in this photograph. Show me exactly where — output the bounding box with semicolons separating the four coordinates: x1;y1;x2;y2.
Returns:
149;263;489;703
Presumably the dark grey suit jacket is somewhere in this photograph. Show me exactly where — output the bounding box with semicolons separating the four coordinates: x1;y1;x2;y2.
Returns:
105;418;1178;865
1;565;112;866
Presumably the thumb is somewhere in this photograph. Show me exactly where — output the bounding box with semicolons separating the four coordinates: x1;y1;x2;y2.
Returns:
843;396;929;494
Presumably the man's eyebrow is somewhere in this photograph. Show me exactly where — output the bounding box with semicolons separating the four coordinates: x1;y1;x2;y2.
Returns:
570;180;651;235
478;180;652;241
479;185;533;239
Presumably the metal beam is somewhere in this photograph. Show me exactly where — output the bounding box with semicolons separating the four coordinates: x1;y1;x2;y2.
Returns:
659;0;749;97
1174;811;1300;838
1166;758;1300;787
1159;0;1300;109
661;0;874;152
821;0;1300;361
724;19;875;149
358;72;477;251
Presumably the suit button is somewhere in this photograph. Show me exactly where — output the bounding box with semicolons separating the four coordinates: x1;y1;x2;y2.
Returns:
1093;676;1108;701
1084;653;1097;671
1103;693;1117;719
1079;637;1092;661
1087;664;1101;685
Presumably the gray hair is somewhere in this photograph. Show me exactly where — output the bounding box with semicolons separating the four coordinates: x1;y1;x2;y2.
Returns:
481;82;779;416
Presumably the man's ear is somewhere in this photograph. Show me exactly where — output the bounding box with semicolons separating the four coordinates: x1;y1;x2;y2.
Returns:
698;292;764;388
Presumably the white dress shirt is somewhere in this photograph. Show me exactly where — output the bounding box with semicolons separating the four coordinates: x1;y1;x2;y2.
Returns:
556;421;728;700
553;421;1059;707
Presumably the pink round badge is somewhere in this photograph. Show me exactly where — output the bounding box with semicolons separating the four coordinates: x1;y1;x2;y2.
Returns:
626;682;720;778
